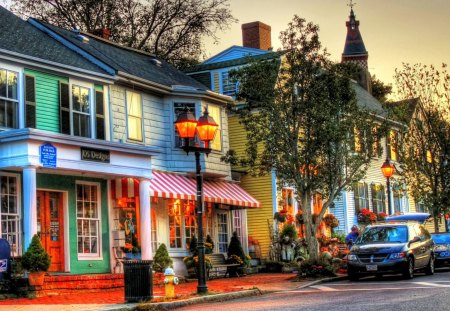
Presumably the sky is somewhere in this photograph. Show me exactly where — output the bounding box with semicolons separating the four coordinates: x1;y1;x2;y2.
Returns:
204;0;450;87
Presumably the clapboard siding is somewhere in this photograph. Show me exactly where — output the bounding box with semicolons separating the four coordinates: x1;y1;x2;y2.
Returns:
25;68;67;133
242;173;273;259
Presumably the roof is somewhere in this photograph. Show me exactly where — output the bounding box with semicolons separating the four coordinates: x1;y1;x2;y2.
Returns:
33;19;208;90
0;7;108;75
202;45;272;65
342;9;368;57
385;98;419;124
184;50;281;73
352;81;387;116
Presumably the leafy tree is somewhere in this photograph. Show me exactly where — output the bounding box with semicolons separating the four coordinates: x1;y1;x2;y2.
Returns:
393;63;450;232
10;0;236;68
21;234;51;272
152;243;173;272
371;74;392;103
224;16;385;261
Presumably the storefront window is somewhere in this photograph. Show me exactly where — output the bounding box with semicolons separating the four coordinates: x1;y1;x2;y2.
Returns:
0;174;20;256
169;199;182;248
76;183;100;257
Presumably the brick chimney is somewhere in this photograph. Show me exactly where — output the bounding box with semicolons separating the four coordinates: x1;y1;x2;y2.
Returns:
92;28;111;40
241;21;271;50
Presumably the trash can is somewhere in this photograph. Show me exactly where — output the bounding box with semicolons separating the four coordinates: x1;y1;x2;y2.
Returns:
0;239;11;281
123;259;153;302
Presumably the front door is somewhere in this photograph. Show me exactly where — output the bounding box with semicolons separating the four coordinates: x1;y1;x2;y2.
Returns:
217;212;229;253
37;191;64;272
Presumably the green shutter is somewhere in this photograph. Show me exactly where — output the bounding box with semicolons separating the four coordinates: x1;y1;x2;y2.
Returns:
59;82;70;134
24;75;36;128
95;90;105;140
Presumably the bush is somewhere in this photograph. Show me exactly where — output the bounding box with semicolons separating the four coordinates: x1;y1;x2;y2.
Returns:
205;234;214;254
298;258;335;278
280;223;297;240
21;235;50;272
189;235;198;256
227;231;247;266
152;243;172;273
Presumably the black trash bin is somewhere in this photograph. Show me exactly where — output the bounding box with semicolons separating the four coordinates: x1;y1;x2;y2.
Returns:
123;259;153;302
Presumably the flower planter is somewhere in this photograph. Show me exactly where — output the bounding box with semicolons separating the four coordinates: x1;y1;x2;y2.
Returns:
28;271;46;286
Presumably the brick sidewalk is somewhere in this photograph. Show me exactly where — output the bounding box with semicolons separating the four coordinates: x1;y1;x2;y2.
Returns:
0;273;300;306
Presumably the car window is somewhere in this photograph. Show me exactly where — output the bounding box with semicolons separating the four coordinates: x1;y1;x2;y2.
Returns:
432;234;450;244
357;226;408;244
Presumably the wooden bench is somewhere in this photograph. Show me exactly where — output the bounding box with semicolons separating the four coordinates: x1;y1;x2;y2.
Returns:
208;253;240;278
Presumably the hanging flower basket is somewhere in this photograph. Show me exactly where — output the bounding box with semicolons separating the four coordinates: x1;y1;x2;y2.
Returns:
323;214;339;228
296;212;304;225
357;208;377;225
274;211;288;223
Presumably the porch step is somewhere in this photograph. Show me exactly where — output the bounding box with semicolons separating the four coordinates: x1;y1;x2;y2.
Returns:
35;273;124;296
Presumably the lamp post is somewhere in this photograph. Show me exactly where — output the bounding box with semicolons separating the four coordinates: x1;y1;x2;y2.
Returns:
174;108;218;294
381;158;395;215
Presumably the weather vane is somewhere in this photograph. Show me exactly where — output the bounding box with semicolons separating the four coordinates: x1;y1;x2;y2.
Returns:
348;0;356;9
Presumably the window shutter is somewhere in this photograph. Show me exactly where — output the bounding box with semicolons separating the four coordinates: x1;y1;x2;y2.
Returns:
59;82;71;134
95;90;105;140
24;75;36;128
353;183;360;214
386;132;392;159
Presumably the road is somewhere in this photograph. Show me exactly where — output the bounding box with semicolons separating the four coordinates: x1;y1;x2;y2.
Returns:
177;268;450;311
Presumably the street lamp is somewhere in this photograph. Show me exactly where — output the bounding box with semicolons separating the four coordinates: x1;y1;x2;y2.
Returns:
174;107;218;294
381;158;395;215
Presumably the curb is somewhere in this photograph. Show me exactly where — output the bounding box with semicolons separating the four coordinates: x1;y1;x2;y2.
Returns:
107;289;261;311
296;275;348;289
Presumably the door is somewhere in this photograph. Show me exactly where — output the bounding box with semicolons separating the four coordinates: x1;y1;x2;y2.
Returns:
37;191;64;272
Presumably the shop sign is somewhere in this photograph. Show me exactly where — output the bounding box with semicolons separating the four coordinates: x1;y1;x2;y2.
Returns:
40;143;57;168
81;147;110;163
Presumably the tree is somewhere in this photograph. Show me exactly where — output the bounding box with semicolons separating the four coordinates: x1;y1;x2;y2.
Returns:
10;0;236;68
224;16;385;262
371;74;392;104
152;243;173;272
393;63;450;232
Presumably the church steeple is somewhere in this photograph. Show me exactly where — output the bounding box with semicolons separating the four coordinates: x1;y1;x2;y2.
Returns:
342;3;372;93
342;6;368;69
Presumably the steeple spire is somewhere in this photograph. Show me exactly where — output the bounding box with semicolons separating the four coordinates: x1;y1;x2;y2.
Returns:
342;4;368;69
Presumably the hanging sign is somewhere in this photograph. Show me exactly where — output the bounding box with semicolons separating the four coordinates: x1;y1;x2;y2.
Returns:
40;143;57;168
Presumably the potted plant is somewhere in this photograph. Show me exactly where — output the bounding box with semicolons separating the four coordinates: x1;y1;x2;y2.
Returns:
152;243;172;284
21;234;50;286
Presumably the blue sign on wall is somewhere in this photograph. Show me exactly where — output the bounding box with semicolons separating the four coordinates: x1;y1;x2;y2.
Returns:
0;239;10;280
40;143;57;168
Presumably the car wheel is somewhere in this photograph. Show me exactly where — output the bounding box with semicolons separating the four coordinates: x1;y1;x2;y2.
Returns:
403;257;414;279
348;270;359;281
425;255;435;275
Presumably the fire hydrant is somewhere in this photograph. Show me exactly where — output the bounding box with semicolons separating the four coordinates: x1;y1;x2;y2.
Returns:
163;267;179;298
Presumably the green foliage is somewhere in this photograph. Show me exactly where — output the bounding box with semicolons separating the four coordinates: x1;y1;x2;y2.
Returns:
21;235;50;272
205;234;214;254
224;15;386;261
189;235;198;256
371;74;392;103
152;243;173;273
227;231;247;266
298;258;335;278
279;223;297;240
331;232;346;244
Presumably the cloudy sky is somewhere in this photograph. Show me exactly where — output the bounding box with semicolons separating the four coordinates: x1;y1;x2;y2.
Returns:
205;0;450;87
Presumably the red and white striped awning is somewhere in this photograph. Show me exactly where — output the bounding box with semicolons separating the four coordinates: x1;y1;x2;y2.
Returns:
111;171;261;209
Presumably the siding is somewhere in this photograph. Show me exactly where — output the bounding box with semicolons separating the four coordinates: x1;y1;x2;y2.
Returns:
25;69;68;133
242;173;273;259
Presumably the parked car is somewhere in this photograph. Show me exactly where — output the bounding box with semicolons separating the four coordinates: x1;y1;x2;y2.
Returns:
347;214;435;280
431;232;450;268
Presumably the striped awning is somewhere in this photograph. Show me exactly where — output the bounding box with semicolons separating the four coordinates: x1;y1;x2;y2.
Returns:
111;171;261;208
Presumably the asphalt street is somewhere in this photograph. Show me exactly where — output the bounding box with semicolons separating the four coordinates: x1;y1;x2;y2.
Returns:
177;268;450;311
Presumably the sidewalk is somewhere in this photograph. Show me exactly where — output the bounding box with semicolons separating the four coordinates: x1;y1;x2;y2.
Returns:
0;273;346;311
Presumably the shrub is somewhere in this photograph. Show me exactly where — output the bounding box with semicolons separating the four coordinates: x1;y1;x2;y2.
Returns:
227;231;247;266
21;235;50;272
280;223;297;240
205;234;214;254
298;258;335;278
189;235;198;256
152;243;173;273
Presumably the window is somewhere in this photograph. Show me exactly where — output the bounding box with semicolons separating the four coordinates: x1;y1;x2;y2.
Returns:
72;85;91;137
0;175;20;257
221;71;238;97
371;183;386;214
0;68;18;129
151;208;157;254
204;104;222;151
415;201;427;213
76;183;100;257
217;212;229;253
174;103;196;147
126;91;142;141
233;210;244;246
59;82;93;138
184;201;197;249
353;182;369;214
387;130;400;161
371;127;381;157
168;199;182;248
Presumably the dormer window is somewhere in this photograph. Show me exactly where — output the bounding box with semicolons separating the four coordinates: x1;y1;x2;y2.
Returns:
221;71;238;97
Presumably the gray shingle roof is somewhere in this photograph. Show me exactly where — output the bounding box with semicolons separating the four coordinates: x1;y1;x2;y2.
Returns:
352;81;387;116
36;20;208;90
0;7;108;75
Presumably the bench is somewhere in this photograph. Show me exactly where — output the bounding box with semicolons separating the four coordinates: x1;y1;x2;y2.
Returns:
208;253;240;278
